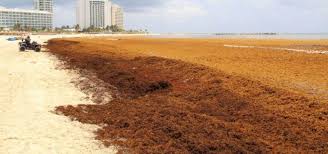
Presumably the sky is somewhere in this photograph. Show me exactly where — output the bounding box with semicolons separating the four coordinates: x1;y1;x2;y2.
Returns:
0;0;327;33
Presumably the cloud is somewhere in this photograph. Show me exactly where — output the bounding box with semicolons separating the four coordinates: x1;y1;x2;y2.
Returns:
113;0;165;12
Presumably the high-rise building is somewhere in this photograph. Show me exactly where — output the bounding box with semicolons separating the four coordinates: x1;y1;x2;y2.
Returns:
0;0;53;30
111;4;124;29
77;0;124;30
34;0;54;13
77;0;112;29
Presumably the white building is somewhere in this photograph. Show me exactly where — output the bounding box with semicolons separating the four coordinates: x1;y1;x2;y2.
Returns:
0;0;53;30
34;0;53;13
111;4;124;29
77;0;112;29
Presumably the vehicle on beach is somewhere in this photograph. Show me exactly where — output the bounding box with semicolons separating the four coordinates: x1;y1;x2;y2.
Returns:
19;39;41;52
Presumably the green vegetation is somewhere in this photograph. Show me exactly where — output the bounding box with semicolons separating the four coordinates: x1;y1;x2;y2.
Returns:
7;23;148;34
75;24;80;32
13;23;22;31
109;25;123;32
81;24;124;33
12;23;51;32
81;24;148;34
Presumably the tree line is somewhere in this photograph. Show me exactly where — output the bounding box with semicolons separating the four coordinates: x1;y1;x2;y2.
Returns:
10;23;51;31
2;23;148;34
79;25;123;32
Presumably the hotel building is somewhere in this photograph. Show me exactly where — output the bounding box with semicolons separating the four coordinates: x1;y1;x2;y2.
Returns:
0;0;53;30
34;0;53;12
77;0;112;29
77;0;124;30
111;4;124;29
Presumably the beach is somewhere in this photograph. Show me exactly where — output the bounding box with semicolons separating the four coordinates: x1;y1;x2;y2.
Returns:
0;35;117;154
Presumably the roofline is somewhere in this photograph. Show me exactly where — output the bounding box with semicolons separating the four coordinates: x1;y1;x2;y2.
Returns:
0;8;52;14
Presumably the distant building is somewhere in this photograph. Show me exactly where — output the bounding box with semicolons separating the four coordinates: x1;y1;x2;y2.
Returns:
0;8;53;30
111;4;124;29
77;0;124;30
0;0;53;30
77;0;112;30
34;0;53;13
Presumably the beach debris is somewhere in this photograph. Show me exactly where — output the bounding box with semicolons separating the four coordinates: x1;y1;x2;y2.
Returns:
7;37;16;41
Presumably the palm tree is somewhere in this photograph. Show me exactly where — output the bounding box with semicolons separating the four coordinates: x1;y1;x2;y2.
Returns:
105;25;110;31
75;24;80;31
13;23;22;31
110;25;120;32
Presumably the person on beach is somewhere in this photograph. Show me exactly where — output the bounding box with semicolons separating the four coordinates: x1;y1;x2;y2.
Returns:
25;36;31;46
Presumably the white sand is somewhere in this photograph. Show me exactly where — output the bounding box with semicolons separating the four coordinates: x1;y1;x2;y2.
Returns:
0;35;117;154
